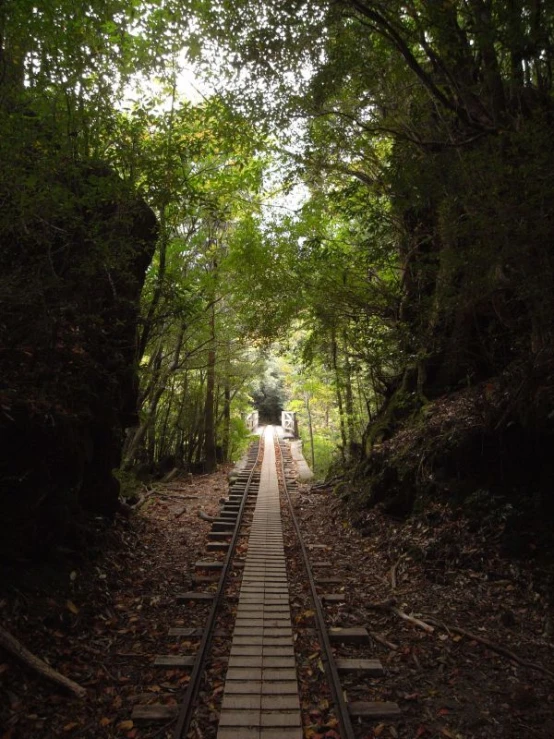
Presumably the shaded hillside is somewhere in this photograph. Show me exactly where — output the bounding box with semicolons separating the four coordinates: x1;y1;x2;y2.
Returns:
346;109;554;557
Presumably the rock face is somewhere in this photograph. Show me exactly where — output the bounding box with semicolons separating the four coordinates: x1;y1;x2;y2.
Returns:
0;158;157;558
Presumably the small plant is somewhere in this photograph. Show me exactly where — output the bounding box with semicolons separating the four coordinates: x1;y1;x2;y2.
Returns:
113;468;141;500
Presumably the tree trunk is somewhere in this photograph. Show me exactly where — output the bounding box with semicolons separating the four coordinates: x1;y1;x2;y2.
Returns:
222;383;231;461
157;383;174;461
305;393;316;472
203;305;217;472
343;333;356;448
331;333;347;459
122;327;184;470
122;385;164;470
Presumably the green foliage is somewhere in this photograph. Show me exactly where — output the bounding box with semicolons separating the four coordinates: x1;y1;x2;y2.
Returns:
112;468;141;500
227;417;253;462
4;0;554;525
300;431;338;480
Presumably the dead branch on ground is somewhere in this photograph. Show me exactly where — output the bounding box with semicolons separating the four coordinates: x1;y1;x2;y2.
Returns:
424;617;554;680
369;630;398;650
0;624;86;698
366;599;435;633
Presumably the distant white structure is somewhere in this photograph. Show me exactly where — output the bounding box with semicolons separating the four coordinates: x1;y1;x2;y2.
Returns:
244;410;259;433
281;411;297;438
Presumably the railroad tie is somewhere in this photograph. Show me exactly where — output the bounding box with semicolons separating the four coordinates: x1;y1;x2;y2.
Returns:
217;426;302;739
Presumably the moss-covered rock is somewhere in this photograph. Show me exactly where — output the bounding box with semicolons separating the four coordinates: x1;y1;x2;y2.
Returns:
0;153;157;559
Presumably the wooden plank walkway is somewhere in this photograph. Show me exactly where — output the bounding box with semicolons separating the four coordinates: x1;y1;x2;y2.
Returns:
217;426;302;739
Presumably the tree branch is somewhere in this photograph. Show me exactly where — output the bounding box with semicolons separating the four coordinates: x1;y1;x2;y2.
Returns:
0;624;86;698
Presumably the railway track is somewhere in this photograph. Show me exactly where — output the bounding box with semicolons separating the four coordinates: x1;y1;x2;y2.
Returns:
130;426;400;738
277;437;401;738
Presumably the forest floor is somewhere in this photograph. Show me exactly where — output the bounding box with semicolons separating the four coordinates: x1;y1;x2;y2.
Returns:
1;461;554;739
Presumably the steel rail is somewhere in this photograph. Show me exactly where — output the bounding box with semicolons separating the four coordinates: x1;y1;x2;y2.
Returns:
172;434;264;739
275;433;356;739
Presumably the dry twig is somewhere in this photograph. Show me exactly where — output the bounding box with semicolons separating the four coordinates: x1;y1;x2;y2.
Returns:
369;631;398;650
425;617;554;680
366;599;435;634
390;557;402;590
392;607;434;633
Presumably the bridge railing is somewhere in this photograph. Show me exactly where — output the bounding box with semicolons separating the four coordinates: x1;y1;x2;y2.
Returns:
244;410;259;432
281;410;298;437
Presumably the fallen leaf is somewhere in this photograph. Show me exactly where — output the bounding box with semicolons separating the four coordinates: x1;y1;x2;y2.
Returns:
440;729;457;738
66;600;79;615
374;723;385;736
117;720;133;731
63;723;80;731
99;717;112;727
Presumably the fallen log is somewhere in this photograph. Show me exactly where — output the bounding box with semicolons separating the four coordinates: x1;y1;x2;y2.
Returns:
0;624;86;698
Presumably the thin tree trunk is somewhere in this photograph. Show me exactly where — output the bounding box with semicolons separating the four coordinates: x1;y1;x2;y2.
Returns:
222;384;231;461
157;378;174;460
343;334;356;448
468;0;506;123
193;375;206;467
331;333;347;459
305;393;316;472
123;327;184;470
203;304;217;472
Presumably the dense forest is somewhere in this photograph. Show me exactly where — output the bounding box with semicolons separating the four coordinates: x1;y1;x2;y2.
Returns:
1;0;554;567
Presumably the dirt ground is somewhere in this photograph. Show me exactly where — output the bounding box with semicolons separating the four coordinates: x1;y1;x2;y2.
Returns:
0;469;228;739
288;483;554;739
1;456;554;739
